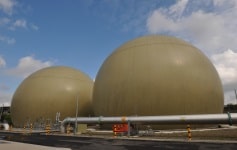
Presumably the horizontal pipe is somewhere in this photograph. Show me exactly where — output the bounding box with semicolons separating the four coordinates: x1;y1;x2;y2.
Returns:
61;113;237;126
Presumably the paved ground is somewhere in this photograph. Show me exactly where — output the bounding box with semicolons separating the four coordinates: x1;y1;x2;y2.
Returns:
0;140;70;150
1;131;237;150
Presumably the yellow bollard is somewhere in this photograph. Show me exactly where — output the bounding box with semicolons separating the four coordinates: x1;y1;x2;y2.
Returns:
187;124;192;141
48;124;51;134
45;124;51;135
113;125;117;137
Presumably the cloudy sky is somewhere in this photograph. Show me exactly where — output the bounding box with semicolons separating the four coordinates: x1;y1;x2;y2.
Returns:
0;0;237;106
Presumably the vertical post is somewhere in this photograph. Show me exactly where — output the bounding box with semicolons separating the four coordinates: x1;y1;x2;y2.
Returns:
127;121;130;137
74;95;79;135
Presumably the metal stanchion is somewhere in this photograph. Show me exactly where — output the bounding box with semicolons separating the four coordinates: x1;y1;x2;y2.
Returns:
127;121;130;137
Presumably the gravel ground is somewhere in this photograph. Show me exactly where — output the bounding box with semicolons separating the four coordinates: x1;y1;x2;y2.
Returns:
1;127;237;150
80;125;237;141
2;125;237;142
152;127;237;141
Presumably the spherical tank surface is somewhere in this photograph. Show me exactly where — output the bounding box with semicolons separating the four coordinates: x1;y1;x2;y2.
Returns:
11;66;93;127
93;35;224;117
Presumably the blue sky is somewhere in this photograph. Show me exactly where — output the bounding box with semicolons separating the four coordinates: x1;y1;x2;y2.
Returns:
0;0;237;106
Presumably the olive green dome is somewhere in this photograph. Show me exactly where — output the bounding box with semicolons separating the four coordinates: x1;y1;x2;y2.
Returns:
11;66;93;127
93;35;224;117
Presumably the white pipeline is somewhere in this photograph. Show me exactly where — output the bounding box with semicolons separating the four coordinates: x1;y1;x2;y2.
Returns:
62;113;237;126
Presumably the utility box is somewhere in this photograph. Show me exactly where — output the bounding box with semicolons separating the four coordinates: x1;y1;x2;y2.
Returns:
77;124;87;134
113;124;128;136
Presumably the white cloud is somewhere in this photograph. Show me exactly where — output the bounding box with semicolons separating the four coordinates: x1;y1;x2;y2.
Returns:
0;56;53;106
0;35;15;44
0;92;11;106
211;49;237;105
146;0;237;54
0;84;11;106
0;0;17;15
211;49;237;91
224;90;237;105
0;56;11;107
30;23;39;31
8;19;39;31
0;1;39;32
9;19;27;30
13;19;26;28
7;56;53;78
169;0;188;17
0;56;6;68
